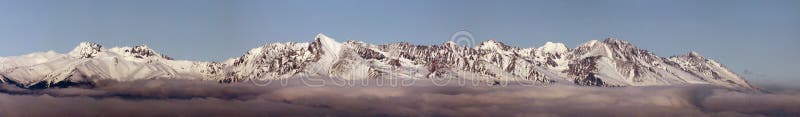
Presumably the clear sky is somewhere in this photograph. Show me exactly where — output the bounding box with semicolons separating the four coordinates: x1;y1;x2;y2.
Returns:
0;0;798;85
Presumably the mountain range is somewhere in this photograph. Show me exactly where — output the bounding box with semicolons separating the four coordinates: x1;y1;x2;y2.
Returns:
0;34;754;89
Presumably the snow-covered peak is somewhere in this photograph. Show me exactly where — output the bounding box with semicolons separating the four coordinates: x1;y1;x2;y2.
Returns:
476;39;511;51
66;42;170;60
536;42;568;53
602;37;628;45
688;51;703;58
68;42;103;58
577;38;633;49
107;44;172;60
602;38;640;50
532;42;570;71
578;40;601;48
670;51;706;60
314;33;339;46
311;33;342;55
134;45;152;51
573;38;645;59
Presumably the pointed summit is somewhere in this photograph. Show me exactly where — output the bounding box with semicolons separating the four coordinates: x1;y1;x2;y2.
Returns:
69;42;103;58
687;51;704;58
602;37;636;46
314;33;338;44
480;39;504;45
133;44;151;50
309;33;342;56
476;39;511;50
537;42;568;53
127;44;167;59
602;37;627;44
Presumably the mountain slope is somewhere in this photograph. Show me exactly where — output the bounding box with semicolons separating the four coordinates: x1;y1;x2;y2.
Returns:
0;34;754;89
0;42;223;88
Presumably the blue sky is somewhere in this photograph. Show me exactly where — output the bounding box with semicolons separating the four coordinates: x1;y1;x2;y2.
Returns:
0;0;798;84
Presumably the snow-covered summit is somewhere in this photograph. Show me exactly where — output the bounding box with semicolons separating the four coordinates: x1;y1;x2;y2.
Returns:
602;37;630;45
537;42;568;53
68;42;103;58
476;40;512;51
687;51;704;58
107;44;173;60
580;40;601;47
311;33;342;54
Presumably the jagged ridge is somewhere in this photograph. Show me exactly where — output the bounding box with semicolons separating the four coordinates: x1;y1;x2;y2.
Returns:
0;34;754;90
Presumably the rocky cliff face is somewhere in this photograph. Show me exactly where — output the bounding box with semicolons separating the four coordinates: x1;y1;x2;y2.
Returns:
0;34;754;89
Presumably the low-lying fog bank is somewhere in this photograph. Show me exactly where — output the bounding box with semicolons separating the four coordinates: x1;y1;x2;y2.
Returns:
0;78;798;117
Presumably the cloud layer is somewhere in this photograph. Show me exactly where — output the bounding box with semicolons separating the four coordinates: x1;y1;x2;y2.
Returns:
0;78;798;117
